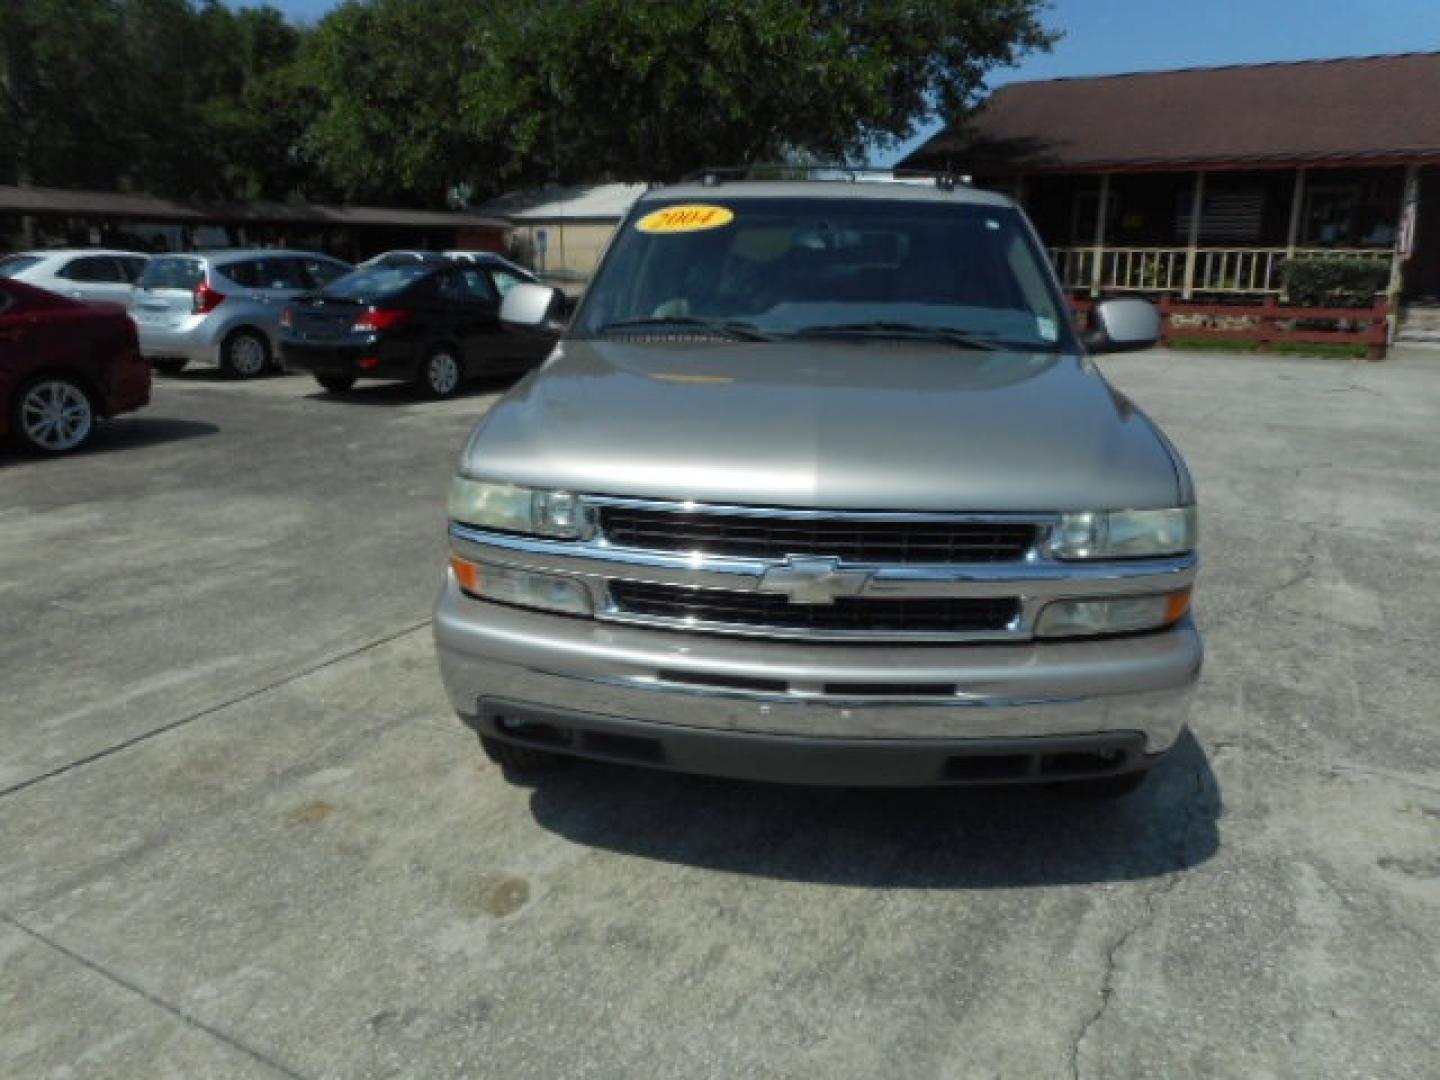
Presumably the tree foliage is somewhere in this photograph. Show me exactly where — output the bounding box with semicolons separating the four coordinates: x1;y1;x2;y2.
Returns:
0;0;1055;205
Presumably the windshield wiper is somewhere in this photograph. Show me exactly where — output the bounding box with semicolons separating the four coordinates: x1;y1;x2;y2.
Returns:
789;321;1002;351
594;316;775;341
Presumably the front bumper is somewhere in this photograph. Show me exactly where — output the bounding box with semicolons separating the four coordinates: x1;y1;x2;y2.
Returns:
433;572;1202;786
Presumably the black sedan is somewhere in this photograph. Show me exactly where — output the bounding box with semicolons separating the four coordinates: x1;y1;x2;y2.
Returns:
279;261;559;398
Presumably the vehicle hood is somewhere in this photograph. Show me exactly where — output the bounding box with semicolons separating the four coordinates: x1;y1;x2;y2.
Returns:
461;339;1183;512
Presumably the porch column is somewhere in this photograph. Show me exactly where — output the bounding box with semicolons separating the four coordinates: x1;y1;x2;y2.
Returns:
1182;171;1206;300
1089;173;1111;299
1390;163;1421;298
1285;168;1308;258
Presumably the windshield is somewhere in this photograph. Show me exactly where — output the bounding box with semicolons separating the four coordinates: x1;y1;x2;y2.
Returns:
573;196;1070;351
320;263;433;301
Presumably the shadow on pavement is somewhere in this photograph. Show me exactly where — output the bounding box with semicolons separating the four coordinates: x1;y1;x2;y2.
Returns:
301;372;527;408
0;416;219;462
524;730;1220;888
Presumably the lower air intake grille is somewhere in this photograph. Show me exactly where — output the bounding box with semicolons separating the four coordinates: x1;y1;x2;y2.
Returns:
608;580;1019;635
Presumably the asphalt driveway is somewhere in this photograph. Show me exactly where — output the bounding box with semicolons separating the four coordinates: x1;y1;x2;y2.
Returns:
2;350;1438;1078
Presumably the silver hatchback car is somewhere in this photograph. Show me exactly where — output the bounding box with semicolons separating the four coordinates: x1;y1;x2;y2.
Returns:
129;250;353;377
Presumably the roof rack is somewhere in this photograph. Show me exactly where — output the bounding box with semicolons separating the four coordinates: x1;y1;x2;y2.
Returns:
679;164;973;190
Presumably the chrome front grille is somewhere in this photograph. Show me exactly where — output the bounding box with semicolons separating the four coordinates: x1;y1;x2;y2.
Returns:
448;500;1198;644
608;580;1020;636
599;506;1037;563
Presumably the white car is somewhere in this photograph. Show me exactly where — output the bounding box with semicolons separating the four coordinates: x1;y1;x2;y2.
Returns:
0;249;149;306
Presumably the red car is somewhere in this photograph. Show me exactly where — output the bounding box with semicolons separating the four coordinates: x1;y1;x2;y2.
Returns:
0;278;150;454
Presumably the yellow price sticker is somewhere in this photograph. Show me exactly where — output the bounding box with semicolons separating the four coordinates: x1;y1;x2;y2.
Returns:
635;204;735;234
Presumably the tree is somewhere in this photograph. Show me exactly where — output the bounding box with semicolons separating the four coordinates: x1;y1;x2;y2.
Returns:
464;0;1057;186
296;0;509;205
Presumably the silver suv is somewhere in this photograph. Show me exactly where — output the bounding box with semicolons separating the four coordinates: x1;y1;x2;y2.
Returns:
129;250;352;377
433;176;1202;796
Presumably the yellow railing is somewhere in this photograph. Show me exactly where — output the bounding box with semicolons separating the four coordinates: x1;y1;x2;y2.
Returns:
1048;246;1396;296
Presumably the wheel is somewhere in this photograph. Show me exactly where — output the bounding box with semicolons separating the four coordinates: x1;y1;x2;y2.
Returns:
220;329;270;379
152;358;187;375
12;376;96;454
415;347;464;399
1059;769;1151;799
479;735;564;772
314;374;356;393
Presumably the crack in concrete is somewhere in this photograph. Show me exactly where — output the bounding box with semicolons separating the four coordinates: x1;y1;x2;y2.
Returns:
1;911;310;1080
0;617;433;802
1068;767;1211;1080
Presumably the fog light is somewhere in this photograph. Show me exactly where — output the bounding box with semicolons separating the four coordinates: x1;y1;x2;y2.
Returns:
450;556;592;616
1036;589;1190;638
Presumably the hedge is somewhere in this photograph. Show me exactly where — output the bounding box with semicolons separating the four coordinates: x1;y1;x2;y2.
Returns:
1278;257;1390;308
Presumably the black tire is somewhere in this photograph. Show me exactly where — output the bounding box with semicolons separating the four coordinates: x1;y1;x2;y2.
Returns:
314;374;357;393
1059;769;1151;800
152;358;187;375
220;329;271;379
414;346;464;399
479;735;564;773
11;375;97;455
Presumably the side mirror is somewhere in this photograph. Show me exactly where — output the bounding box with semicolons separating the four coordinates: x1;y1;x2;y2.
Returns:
1083;298;1161;354
500;283;565;329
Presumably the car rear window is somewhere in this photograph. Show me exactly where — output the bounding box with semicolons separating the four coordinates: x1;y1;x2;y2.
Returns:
0;255;43;278
139;257;205;290
321;264;433;301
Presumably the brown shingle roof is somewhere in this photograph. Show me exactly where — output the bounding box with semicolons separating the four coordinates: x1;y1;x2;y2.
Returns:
901;52;1440;173
0;184;509;230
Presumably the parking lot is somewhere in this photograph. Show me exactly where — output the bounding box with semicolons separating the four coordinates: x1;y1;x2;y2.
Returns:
2;349;1438;1079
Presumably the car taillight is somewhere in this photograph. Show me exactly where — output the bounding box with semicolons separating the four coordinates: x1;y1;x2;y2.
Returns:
279;305;293;329
353;308;409;333
193;282;225;314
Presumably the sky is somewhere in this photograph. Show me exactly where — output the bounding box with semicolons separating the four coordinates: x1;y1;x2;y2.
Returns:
257;0;1440;165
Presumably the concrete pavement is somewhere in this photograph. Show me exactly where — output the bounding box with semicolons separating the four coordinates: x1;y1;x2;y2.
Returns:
1;352;1437;1078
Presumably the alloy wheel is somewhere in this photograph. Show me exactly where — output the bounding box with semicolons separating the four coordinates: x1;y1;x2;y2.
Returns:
427;352;461;396
227;333;268;377
19;380;94;453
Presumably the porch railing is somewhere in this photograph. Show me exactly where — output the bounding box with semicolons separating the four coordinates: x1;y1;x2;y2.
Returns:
1048;246;1396;297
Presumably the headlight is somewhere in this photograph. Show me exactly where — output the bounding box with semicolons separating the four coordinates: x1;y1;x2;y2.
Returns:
447;478;591;539
450;556;593;616
1035;589;1191;638
1049;507;1196;559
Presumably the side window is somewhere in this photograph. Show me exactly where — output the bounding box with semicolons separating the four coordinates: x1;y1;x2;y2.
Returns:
118;257;148;283
60;257;124;283
461;268;498;303
223;259;264;288
257;258;310;291
489;269;526;297
437;270;470;302
302;259;349;290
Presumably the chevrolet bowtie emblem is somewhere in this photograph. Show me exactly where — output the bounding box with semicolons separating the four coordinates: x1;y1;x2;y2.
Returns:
758;557;872;605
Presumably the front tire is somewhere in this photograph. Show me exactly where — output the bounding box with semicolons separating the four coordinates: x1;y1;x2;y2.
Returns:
415;347;463;399
314;374;356;393
479;735;564;773
220;329;270;379
12;376;96;455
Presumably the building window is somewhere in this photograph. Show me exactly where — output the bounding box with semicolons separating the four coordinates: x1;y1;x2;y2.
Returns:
1303;184;1361;245
1174;189;1266;243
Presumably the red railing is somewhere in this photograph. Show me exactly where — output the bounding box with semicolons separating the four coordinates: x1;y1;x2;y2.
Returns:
1071;296;1390;359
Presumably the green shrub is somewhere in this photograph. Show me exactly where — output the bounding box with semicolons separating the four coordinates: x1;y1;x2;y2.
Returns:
1279;258;1389;308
